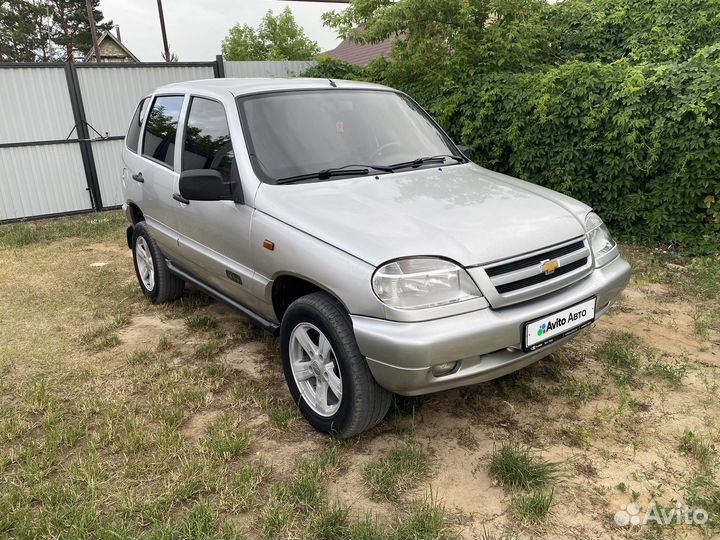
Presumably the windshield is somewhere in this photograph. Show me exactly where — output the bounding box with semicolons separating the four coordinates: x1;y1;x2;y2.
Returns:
237;89;461;183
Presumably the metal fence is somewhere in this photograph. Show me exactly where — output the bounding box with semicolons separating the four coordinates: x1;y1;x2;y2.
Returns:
0;58;317;223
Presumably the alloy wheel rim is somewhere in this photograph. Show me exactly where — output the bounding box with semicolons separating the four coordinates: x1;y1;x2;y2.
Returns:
135;237;155;291
289;322;343;417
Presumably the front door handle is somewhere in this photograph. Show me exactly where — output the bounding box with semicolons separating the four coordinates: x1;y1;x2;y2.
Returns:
173;193;190;205
131;172;144;183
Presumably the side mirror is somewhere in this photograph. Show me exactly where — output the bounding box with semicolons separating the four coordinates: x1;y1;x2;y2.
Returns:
457;144;472;161
179;169;234;202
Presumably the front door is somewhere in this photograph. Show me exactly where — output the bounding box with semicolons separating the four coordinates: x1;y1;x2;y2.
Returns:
173;96;259;310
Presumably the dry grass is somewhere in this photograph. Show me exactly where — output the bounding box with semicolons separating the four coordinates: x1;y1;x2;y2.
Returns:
0;212;719;539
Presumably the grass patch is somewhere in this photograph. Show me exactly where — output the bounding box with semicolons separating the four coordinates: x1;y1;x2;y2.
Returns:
646;355;689;387
80;313;130;352
304;504;351;539
219;463;271;513
156;335;172;352
193;340;223;361
679;430;717;469
511;489;554;523
185;315;219;332
128;349;154;366
232;381;272;409
256;446;341;538
686;471;720;530
550;373;603;404
692;307;720;337
677;255;720;299
392;494;456;540
595;331;663;387
0;213;127;248
201;413;251;459
267;403;299;430
595;331;642;370
363;443;429;502
168;501;241;540
205;362;228;382
489;441;560;490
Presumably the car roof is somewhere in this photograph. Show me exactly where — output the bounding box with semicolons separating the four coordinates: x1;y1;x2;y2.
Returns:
152;78;391;99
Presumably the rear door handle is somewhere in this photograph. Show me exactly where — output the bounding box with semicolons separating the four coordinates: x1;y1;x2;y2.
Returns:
173;193;190;205
132;172;144;183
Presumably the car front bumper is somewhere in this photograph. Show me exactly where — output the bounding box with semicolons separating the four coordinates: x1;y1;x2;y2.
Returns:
351;254;631;396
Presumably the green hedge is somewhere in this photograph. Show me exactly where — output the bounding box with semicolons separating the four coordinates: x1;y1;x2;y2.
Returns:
436;47;720;250
307;48;720;251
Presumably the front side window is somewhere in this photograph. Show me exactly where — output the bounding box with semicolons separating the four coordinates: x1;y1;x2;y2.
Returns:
238;89;460;183
126;98;148;153
142;95;184;168
182;97;235;182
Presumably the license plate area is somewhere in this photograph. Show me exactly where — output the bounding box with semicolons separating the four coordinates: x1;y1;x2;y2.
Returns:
522;297;596;352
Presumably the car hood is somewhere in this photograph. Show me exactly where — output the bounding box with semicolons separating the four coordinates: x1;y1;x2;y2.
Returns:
254;163;591;267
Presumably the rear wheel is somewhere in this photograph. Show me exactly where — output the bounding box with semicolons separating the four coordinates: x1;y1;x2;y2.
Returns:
131;222;184;304
280;292;391;438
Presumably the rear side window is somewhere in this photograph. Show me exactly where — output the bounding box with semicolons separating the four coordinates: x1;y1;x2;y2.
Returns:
182;97;235;182
125;98;148;153
142;95;184;168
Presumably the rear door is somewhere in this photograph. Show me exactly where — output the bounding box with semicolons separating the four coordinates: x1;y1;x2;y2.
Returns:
137;94;187;257
122;97;149;210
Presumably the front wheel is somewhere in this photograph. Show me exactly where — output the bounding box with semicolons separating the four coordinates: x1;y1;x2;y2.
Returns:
280;292;391;438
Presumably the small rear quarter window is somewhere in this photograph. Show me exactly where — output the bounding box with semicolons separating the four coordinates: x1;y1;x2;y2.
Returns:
126;98;148;153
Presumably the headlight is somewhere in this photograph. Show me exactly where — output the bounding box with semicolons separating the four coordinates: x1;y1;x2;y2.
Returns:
372;257;482;310
585;212;616;259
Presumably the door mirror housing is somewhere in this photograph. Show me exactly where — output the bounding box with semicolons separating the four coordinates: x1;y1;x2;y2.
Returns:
457;144;472;161
179;169;237;202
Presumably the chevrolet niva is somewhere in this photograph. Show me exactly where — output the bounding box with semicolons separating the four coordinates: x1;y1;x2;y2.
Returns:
122;78;630;437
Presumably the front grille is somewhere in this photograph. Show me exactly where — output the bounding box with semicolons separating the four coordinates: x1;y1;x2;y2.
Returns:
478;238;592;305
486;240;585;277
495;257;588;293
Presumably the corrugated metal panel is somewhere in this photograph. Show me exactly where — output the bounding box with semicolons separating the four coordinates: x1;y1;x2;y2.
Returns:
92;139;125;207
223;61;317;79
76;65;215;137
0;144;92;221
0;67;76;144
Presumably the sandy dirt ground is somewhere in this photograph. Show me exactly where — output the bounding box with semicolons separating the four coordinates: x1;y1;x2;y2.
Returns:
1;227;717;539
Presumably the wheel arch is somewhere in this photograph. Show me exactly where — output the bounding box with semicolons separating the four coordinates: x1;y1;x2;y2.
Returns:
127;202;145;224
272;273;350;323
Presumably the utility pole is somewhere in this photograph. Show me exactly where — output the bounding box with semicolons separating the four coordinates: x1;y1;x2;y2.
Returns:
85;0;101;62
156;0;171;62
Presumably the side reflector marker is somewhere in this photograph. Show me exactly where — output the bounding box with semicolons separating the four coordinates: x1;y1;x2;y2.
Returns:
263;240;275;251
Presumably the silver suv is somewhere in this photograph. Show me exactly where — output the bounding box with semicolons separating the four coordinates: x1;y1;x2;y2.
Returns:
122;78;631;437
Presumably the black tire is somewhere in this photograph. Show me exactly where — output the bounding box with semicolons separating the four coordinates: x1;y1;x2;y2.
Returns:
131;222;184;304
280;292;392;438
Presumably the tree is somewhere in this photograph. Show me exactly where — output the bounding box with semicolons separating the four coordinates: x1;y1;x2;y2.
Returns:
222;7;320;61
0;0;111;62
48;0;112;62
0;0;47;62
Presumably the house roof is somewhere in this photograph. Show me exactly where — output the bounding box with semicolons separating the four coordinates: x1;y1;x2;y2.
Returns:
326;35;394;66
84;30;140;63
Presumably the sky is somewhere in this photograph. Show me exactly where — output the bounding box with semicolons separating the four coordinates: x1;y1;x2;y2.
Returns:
98;0;349;62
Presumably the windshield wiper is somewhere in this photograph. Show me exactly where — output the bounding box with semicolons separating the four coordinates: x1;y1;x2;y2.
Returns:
387;154;465;172
276;163;394;185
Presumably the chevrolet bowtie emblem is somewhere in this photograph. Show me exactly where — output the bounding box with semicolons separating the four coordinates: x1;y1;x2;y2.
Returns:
541;259;559;275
